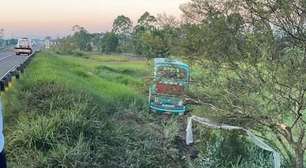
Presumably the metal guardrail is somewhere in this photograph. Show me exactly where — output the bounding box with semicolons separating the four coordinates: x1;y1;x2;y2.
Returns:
0;51;36;91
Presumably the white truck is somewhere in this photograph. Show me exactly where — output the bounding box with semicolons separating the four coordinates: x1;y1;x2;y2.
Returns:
15;38;33;56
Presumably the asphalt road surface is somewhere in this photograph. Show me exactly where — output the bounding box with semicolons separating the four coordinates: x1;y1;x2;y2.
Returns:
0;49;30;79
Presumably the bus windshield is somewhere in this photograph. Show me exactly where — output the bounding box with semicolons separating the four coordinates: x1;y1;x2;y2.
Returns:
156;66;187;81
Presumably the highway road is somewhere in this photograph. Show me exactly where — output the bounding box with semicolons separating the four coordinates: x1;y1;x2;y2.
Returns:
0;46;40;83
0;49;29;79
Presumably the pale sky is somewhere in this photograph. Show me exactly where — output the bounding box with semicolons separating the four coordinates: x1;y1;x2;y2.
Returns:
0;0;188;39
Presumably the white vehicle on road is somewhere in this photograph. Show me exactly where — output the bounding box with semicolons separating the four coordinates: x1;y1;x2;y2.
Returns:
15;38;33;56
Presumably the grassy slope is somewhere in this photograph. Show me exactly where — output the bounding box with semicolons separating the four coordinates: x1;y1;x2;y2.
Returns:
2;51;277;168
3;51;186;168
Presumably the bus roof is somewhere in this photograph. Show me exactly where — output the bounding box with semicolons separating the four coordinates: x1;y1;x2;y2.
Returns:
154;58;189;69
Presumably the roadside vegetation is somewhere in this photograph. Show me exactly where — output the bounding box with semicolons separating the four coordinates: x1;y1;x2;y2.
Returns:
3;51;282;168
3;0;306;167
3;52;188;168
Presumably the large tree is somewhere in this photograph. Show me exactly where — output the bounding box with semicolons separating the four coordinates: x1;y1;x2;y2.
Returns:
100;32;119;54
135;11;158;32
112;15;133;52
155;14;184;57
181;0;306;167
133;12;166;58
55;25;93;53
71;25;92;51
112;15;133;35
156;13;180;29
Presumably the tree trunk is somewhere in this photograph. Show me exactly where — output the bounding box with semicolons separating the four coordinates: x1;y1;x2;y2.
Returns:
294;147;304;168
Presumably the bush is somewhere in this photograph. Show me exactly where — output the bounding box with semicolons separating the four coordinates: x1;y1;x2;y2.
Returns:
190;130;274;168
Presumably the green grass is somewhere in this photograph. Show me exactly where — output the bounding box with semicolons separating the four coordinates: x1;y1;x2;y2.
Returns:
2;51;186;168
90;55;129;62
2;51;280;168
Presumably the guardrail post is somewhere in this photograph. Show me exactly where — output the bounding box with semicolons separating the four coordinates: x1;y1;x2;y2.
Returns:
3;77;8;89
0;81;4;92
15;71;20;79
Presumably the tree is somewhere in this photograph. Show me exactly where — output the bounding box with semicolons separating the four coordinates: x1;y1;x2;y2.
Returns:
56;36;79;54
55;25;93;54
155;13;183;56
112;15;133;53
135;11;158;32
72;25;83;33
133;30;170;59
156;13;179;29
133;12;173;58
112;15;133;35
91;33;104;51
181;0;306;167
100;32;119;54
176;24;206;58
7;38;17;46
71;25;92;51
242;0;306;55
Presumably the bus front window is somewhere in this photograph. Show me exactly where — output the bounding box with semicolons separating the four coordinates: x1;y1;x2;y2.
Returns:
157;66;187;80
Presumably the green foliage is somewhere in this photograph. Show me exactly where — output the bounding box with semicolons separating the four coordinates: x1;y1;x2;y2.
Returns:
133;30;170;58
180;0;306;167
135;11;158;32
132;12;169;58
131;11;180;58
112;15;133;35
100;32;119;54
177;24;206;57
190;130;276;168
53;12;180;58
3;52;186;168
3;51;279;167
112;15;133;53
73;28;92;51
55;26;93;55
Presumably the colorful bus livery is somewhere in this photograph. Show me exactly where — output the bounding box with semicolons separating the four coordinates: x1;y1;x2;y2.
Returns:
149;58;190;115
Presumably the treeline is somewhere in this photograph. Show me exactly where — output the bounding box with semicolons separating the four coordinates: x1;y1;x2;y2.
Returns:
55;11;197;58
0;39;18;49
0;28;17;49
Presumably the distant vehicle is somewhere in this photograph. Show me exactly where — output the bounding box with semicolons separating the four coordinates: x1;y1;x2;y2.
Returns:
15;38;32;56
149;58;190;115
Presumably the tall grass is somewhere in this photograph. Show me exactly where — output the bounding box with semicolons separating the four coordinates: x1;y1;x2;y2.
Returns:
3;51;185;168
2;51;278;168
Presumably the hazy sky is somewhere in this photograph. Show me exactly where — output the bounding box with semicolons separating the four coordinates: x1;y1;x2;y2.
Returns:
0;0;188;38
